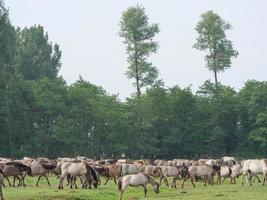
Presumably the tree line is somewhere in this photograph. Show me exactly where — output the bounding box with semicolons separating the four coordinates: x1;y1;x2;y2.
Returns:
0;1;266;159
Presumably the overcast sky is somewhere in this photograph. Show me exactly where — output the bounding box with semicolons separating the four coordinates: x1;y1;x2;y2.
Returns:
5;0;267;99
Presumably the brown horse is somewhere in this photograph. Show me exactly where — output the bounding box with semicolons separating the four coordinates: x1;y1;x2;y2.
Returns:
104;164;120;185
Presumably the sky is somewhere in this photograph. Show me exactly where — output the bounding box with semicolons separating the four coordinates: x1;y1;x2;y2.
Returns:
5;0;267;100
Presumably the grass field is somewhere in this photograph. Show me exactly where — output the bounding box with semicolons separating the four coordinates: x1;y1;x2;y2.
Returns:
2;176;267;200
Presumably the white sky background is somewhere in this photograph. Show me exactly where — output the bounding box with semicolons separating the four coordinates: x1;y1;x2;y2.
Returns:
5;0;267;100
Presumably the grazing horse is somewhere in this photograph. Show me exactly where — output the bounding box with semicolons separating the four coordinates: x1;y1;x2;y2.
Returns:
58;161;98;189
118;173;159;200
241;159;267;185
1;162;31;187
0;169;4;200
160;164;189;188
119;163;139;177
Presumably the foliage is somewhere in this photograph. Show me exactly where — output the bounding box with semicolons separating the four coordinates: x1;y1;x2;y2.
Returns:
194;10;238;87
120;4;160;98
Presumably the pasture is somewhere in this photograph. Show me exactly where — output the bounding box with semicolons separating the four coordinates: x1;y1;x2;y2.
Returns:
3;176;267;200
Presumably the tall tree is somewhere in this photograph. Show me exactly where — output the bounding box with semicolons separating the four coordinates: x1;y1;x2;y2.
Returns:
0;0;17;156
119;5;160;98
194;10;238;89
16;25;61;80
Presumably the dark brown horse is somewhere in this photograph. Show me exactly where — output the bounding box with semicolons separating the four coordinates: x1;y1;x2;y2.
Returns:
1;161;31;187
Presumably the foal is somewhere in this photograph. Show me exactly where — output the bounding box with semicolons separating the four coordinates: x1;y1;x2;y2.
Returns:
118;173;159;200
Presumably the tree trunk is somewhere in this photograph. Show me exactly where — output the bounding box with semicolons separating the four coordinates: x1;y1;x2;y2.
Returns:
214;69;218;89
134;44;141;98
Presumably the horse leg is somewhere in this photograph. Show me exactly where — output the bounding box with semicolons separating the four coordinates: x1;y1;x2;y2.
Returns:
255;174;261;183
190;176;196;187
58;174;65;189
74;176;78;189
16;176;21;187
36;175;42;187
70;176;74;189
104;177;110;185
181;178;186;188
44;175;51;187
172;177;177;188
263;173;266;185
204;176;207;186
211;176;214;186
114;177;117;184
66;174;70;186
0;182;3;200
5;177;11;187
164;177;169;187
222;177;227;184
143;185;147;197
248;174;253;186
118;191;123;200
12;176;16;187
241;174;246;185
159;176;163;186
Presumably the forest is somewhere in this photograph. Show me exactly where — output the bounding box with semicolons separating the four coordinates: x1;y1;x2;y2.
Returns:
1;1;267;159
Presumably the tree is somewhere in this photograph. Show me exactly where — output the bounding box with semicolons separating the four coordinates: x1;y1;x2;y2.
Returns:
119;5;160;98
0;0;17;156
16;25;61;80
194;10;238;89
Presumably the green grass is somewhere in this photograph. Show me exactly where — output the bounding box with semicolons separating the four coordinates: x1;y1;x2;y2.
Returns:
2;176;267;200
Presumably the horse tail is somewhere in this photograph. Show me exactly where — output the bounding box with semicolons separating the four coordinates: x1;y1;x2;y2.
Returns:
228;167;232;176
119;165;123;178
117;177;122;191
39;161;57;170
87;165;98;183
105;166;110;177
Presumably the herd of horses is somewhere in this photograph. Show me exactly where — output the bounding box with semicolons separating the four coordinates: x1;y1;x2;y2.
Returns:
0;156;267;200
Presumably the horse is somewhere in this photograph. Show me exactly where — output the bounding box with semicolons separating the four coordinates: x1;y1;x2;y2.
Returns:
104;164;120;185
0;169;4;200
217;166;232;184
118;173;159;200
184;164;220;187
18;159;57;187
57;161;98;189
221;163;242;184
160;164;189;188
1;161;31;187
241;159;267;185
